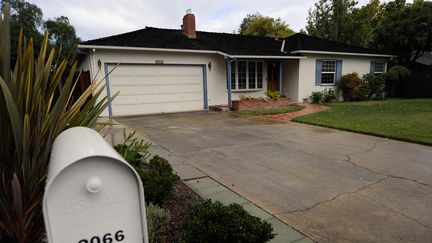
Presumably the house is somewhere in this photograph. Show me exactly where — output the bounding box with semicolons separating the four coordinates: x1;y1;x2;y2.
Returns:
77;11;394;117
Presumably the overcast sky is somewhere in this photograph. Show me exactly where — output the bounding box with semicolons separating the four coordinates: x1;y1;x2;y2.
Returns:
28;0;406;41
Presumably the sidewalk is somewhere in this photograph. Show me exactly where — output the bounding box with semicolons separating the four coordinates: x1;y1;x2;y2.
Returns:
100;119;315;243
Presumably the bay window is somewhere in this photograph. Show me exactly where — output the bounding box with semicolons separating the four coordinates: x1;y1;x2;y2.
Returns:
229;61;264;90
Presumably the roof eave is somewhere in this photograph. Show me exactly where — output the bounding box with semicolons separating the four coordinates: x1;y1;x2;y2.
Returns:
77;44;305;59
290;50;396;58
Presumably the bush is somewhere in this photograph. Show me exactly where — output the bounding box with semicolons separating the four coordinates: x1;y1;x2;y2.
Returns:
181;200;274;243
266;90;281;100
309;91;324;104
322;88;336;102
146;203;171;243
114;129;151;167
384;65;411;97
362;73;385;99
139;155;179;205
338;72;363;101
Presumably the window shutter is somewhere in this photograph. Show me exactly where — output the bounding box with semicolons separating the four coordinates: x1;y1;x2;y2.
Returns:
370;61;376;74
315;60;322;86
336;60;343;84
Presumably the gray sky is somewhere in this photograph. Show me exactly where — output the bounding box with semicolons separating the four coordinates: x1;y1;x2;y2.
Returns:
28;0;402;41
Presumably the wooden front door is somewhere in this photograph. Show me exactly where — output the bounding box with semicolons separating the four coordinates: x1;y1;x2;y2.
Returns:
267;61;280;92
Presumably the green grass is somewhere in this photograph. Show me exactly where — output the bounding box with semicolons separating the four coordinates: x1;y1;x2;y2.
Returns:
293;99;432;146
237;105;304;116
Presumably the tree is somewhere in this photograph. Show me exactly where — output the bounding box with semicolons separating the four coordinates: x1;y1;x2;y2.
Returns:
238;13;295;38
1;0;43;63
306;0;357;42
373;0;432;64
44;16;80;61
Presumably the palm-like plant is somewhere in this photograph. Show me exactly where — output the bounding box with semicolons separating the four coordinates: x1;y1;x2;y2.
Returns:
0;4;115;242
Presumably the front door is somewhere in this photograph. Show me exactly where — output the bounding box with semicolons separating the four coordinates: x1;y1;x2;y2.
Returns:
267;61;280;92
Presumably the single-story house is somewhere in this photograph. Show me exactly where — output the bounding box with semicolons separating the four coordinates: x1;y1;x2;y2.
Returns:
77;11;394;117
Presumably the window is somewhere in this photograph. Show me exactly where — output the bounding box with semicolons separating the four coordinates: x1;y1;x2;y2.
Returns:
373;62;385;75
229;61;264;90
321;60;336;84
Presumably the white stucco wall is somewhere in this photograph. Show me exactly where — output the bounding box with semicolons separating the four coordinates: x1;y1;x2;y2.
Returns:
296;54;388;102
281;60;299;101
82;49;272;116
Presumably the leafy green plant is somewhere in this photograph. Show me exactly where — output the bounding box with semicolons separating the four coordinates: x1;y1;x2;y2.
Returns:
309;91;324;104
266;90;281;100
0;4;114;242
146;203;171;243
114;129;151;168
362;73;385;99
181;200;274;243
138;155;178;205
322;88;336;102
384;65;411;97
338;72;363;101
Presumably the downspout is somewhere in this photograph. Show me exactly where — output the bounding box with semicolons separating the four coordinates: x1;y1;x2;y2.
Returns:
280;40;287;54
279;62;283;94
225;57;233;109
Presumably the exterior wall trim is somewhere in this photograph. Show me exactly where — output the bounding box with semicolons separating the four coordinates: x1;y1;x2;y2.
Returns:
291;50;396;58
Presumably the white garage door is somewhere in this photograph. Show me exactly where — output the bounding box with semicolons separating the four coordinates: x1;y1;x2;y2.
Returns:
108;64;204;116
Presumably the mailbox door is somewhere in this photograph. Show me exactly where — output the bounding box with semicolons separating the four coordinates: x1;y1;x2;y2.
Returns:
45;157;145;243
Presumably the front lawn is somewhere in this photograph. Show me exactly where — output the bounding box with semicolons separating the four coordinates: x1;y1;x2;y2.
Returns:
237;105;304;116
293;99;432;146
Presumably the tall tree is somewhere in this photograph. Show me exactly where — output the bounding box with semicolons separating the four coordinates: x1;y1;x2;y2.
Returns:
306;0;357;42
373;0;432;64
238;13;295;38
1;0;43;63
44;16;80;61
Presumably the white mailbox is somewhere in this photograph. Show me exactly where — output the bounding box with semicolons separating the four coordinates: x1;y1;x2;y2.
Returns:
43;127;148;243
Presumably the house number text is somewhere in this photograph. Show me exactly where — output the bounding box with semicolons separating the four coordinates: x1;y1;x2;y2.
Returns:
78;230;124;243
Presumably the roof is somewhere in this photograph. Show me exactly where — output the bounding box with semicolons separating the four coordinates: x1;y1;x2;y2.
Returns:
80;27;391;57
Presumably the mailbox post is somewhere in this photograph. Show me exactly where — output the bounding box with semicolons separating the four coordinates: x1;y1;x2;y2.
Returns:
43;127;148;243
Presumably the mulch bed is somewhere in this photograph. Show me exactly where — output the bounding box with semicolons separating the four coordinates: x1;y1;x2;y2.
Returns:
162;180;204;242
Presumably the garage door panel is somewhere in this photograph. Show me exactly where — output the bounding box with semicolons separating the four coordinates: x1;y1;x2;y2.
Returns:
159;76;182;85
161;94;182;102
111;85;136;95
109;64;204;116
111;95;137;105
180;76;202;85
112;104;137;115
135;76;159;85
110;76;135;86
110;65;135;76
137;94;160;104
181;84;202;93
158;66;181;76
181;66;203;75
134;66;158;76
136;85;160;95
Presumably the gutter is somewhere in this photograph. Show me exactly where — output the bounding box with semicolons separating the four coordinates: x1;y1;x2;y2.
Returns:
77;44;305;59
290;50;396;58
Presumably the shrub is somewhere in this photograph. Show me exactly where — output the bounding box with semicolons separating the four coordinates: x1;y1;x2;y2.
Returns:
322;88;336;102
338;72;363;101
139;155;179;205
146;203;171;243
181;200;274;243
384;65;411;97
309;91;324;104
266;90;281;100
114;129;151;168
362;73;386;99
0;5;112;242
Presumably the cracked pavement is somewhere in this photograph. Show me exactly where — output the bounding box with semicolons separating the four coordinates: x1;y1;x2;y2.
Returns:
117;111;432;243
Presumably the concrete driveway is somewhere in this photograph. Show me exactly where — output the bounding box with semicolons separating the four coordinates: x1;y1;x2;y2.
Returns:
116;111;432;243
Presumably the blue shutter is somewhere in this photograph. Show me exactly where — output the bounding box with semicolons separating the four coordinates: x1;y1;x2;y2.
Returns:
315;60;322;86
370;61;375;74
336;60;343;84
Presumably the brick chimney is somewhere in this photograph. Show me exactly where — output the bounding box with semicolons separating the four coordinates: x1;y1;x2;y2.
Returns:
181;9;196;39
